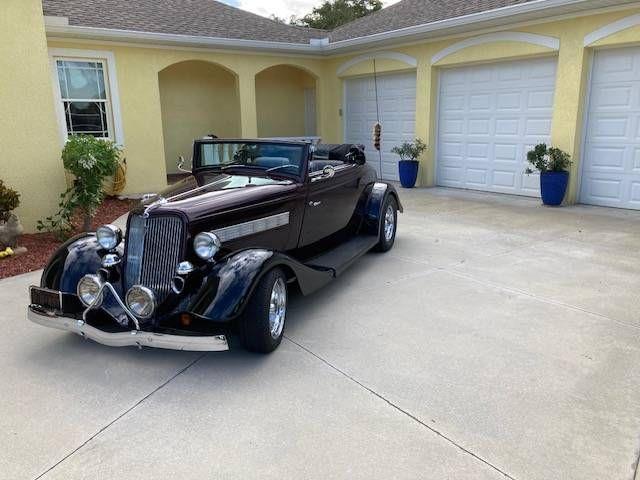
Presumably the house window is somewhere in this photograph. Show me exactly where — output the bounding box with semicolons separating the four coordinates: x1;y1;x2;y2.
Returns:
55;59;113;139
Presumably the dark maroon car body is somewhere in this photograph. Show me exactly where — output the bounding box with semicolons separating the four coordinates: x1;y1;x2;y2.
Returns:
28;138;402;352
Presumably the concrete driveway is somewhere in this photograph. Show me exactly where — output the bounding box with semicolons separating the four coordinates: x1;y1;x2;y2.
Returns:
2;187;639;480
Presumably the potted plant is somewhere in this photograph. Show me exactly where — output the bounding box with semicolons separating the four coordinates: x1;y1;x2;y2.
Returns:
0;179;23;254
526;143;572;206
392;139;427;188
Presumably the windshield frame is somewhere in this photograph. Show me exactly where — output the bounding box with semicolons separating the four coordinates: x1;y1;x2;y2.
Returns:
192;139;310;180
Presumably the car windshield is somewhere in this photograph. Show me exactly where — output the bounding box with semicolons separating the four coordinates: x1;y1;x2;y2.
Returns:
197;142;306;176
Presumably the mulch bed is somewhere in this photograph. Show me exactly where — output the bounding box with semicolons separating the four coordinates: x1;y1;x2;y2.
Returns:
0;197;134;280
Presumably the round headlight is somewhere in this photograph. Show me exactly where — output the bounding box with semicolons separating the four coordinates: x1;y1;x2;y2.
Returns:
126;286;156;319
96;224;122;251
193;232;221;261
77;274;104;307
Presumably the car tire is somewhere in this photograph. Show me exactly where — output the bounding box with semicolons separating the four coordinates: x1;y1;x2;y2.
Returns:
238;268;288;354
374;195;398;252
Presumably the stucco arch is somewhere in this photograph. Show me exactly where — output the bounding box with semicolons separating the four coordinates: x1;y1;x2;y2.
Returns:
157;58;238;77
431;32;560;64
336;52;418;76
255;63;320;80
158;60;241;176
584;13;640;46
255;64;318;138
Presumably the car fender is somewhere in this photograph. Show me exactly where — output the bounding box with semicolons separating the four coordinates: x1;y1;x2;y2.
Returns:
189;249;334;322
41;234;109;292
362;182;403;235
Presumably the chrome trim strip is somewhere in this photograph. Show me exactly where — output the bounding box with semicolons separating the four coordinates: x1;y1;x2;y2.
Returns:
213;212;290;242
28;307;229;352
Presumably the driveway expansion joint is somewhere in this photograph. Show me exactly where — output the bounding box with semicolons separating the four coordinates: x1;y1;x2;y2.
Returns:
285;336;518;480
32;353;207;480
441;268;640;333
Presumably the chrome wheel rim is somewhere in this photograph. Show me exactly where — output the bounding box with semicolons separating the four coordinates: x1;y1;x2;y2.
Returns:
269;277;287;339
384;205;395;242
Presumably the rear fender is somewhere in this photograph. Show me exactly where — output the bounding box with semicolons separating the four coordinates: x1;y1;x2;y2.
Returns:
363;182;403;235
189;249;334;322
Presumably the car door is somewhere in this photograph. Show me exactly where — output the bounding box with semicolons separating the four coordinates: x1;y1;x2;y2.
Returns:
300;161;363;246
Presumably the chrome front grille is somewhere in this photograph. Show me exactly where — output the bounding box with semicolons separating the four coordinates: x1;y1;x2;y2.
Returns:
124;214;185;304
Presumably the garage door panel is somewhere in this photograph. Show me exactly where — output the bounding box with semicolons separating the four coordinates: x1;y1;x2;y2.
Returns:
525;117;553;136
631;182;640;204
591;85;633;109
495;118;520;135
437;57;556;197
497;92;521;110
581;47;640;209
344;72;417;181
521;172;541;192
527;89;555;109
494;143;519;161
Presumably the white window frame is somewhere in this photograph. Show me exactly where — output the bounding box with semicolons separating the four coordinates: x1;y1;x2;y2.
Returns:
49;48;124;146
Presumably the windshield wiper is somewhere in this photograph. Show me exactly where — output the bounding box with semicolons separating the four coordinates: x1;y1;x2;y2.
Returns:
220;164;258;171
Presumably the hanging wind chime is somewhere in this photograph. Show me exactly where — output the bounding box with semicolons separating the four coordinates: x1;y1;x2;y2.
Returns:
372;59;383;177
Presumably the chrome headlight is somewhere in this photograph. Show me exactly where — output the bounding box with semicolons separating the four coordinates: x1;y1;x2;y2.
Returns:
96;224;122;251
193;232;221;261
77;274;104;307
126;286;156;319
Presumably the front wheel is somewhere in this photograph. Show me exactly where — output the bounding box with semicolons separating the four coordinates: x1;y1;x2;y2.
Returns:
374;196;398;252
238;268;287;354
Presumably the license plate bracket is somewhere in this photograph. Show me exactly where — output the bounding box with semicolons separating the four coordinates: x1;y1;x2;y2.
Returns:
30;286;63;312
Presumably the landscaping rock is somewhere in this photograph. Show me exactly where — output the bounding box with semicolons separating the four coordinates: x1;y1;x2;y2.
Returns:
0;214;24;249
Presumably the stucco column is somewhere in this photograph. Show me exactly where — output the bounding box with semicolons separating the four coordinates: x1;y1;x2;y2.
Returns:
415;59;436;187
0;0;66;232
238;71;258;138
550;33;590;204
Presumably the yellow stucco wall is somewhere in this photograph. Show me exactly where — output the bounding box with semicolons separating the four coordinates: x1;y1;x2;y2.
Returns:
0;0;67;231
5;5;640;230
256;65;316;138
47;39;326;201
159;60;241;174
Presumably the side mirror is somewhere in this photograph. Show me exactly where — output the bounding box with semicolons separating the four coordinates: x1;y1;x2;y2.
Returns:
177;156;192;173
346;146;366;166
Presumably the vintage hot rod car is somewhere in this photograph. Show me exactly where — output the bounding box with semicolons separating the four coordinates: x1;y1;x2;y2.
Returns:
28;138;402;353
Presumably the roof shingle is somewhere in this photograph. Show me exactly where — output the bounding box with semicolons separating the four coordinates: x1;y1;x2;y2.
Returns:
42;0;536;45
329;0;534;42
42;0;327;44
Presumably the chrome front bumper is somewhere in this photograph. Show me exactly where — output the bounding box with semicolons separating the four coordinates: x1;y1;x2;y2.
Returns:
28;307;229;352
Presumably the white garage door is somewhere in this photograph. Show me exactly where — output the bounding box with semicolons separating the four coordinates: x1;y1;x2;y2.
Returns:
437;57;558;196
580;47;640;210
344;72;416;181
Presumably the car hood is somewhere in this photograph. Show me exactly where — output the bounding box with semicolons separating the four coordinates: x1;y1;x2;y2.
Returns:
138;172;300;224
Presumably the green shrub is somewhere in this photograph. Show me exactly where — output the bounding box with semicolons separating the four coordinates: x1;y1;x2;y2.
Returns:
0;179;20;223
38;135;121;237
526;143;572;174
391;139;428;162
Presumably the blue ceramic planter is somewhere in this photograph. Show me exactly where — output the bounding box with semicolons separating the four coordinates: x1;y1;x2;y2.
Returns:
540;171;569;206
398;160;419;188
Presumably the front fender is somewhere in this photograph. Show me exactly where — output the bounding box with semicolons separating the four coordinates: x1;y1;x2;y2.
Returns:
188;249;333;322
41;234;107;292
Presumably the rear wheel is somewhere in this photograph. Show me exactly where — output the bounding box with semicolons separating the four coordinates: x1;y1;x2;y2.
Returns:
374;196;397;252
238;268;287;354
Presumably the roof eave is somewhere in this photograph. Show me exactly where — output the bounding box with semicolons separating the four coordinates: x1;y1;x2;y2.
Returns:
44;24;322;54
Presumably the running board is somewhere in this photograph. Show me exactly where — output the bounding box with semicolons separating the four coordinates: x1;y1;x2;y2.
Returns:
306;235;379;277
